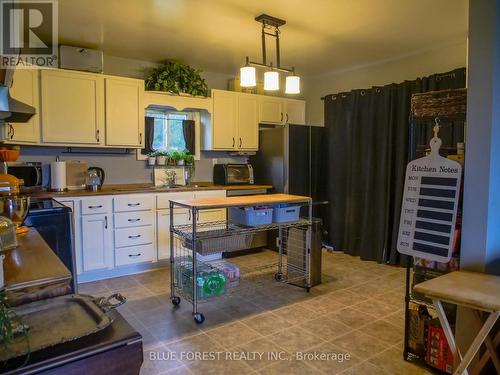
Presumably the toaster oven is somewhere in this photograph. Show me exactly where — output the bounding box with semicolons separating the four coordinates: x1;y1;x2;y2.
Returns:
213;164;254;185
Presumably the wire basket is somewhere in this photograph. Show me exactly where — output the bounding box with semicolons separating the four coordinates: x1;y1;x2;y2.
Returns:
182;229;255;255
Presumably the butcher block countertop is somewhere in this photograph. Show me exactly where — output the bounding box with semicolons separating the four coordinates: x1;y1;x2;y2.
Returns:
172;193;311;209
29;183;272;199
3;229;72;306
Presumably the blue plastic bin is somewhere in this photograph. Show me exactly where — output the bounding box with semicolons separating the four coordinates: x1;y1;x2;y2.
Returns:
273;204;300;223
229;206;273;226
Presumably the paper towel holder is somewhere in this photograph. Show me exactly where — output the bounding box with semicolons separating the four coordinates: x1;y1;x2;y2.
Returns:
50;157;68;192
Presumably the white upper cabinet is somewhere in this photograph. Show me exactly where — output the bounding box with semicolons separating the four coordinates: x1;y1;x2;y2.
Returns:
204;90;259;151
259;96;284;124
105;77;144;147
211;89;238;150
5;68;40;144
284;98;306;125
41;69;104;145
237;94;258;150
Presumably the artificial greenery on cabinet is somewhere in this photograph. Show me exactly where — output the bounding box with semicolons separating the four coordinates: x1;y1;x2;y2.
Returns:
145;60;208;97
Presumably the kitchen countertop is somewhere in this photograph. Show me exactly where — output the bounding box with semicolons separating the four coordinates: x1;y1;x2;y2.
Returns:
28;183;272;199
4;229;72;306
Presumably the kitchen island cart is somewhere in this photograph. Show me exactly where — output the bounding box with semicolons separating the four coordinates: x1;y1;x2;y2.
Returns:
169;194;313;324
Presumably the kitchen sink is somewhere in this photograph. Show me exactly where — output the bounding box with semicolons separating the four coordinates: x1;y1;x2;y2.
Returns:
109;184;210;192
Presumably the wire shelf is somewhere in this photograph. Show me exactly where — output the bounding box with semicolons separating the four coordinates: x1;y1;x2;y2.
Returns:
172;260;308;304
173;218;311;240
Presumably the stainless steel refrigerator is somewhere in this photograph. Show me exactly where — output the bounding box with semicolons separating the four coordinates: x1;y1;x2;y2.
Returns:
249;124;327;209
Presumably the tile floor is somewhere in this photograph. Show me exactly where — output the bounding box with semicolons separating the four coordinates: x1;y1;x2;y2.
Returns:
79;250;432;375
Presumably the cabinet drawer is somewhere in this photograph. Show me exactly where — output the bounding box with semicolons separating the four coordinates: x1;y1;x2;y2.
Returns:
115;244;154;266
115;226;154;248
114;211;154;228
157;192;195;209
114;194;154;212
81;198;111;215
194;190;226;199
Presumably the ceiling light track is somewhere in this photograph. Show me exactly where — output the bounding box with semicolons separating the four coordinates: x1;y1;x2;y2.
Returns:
240;14;300;94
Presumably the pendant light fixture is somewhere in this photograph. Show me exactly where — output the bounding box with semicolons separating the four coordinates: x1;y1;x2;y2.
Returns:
240;14;300;94
264;69;279;91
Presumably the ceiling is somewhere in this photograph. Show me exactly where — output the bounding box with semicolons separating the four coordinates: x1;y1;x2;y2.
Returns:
58;0;468;76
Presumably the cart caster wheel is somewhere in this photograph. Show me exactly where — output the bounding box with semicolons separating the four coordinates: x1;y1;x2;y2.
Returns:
171;296;181;306
193;313;205;324
274;272;283;281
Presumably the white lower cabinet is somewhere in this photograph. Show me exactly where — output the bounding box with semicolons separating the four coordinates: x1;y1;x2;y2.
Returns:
157;209;189;261
115;244;154;266
81;214;113;272
69;190;226;280
115;226;154;248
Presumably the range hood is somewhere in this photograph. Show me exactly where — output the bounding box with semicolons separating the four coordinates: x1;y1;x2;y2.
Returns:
0;57;36;123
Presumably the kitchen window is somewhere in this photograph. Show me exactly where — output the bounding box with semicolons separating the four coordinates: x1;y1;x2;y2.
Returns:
146;110;189;152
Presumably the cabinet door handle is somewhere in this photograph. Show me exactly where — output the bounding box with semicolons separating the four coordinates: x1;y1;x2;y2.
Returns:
188;210;191;221
128;234;141;239
128;218;141;222
96;129;100;142
88;205;103;209
139;133;142;144
9;124;14;140
128;253;142;257
239;138;242;148
286;113;289;123
196;211;200;221
127;203;141;207
104;215;108;229
280;112;283;122
232;137;235;148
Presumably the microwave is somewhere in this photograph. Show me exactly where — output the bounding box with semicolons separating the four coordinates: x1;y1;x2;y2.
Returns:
7;162;43;190
213;164;254;185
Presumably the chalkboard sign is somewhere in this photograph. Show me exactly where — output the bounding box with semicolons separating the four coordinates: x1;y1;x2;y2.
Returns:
397;135;462;262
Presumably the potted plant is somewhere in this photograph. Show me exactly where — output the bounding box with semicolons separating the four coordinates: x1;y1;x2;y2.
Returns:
147;151;158;166
155;150;168;166
183;153;195;185
166;151;177;166
144;60;209;97
184;153;195;169
172;150;186;166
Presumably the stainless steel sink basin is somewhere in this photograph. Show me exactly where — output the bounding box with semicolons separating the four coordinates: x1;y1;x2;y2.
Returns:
109;184;209;192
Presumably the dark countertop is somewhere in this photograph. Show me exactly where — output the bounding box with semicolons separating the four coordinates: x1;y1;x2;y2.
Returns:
29;183;272;199
4;229;72;306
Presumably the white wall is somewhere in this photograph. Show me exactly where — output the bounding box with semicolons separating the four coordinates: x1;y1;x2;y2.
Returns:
103;55;233;90
303;40;468;126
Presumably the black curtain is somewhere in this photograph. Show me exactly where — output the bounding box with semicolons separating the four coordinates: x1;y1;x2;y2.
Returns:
324;68;466;264
141;116;155;155
182;119;195;154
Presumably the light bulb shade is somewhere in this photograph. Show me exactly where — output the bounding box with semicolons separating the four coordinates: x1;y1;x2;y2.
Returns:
264;71;280;91
240;66;256;87
285;75;300;94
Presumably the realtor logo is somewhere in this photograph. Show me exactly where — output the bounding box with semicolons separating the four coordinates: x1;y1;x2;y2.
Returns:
1;0;58;67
